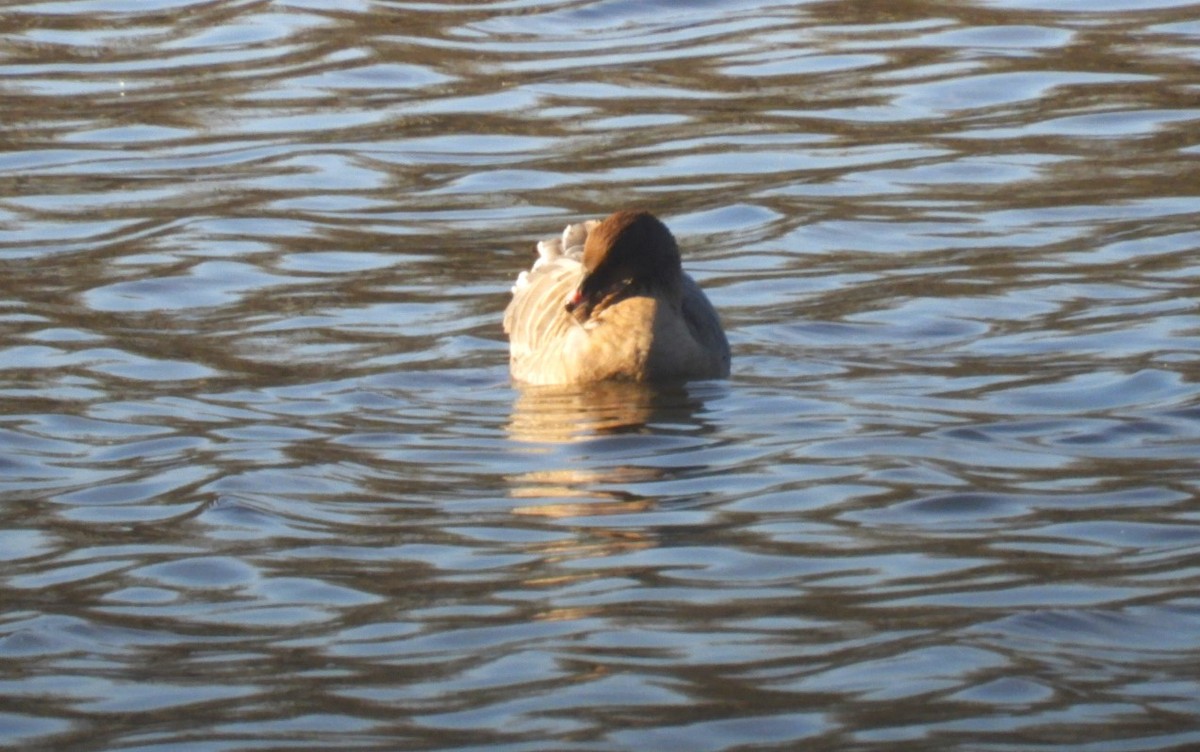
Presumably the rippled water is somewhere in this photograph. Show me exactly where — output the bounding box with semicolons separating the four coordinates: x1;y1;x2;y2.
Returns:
3;0;1200;749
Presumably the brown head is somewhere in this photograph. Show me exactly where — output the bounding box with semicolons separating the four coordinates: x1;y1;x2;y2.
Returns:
565;210;682;323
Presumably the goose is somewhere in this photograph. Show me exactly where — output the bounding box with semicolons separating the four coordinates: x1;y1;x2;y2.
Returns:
504;210;730;385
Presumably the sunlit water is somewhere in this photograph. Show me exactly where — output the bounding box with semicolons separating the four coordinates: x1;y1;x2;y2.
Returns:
3;1;1200;749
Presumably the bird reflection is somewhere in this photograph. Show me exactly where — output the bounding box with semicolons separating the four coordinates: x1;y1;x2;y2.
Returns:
507;380;705;444
505;380;713;519
504;382;723;626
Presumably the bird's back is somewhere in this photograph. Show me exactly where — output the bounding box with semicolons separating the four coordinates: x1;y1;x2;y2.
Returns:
504;222;592;384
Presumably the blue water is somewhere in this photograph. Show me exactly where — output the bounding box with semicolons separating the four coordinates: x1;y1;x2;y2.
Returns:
2;1;1200;749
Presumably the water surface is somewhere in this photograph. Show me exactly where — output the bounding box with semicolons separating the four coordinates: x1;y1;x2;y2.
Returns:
3;0;1200;749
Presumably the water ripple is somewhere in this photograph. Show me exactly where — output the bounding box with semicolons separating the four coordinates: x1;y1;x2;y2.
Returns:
2;0;1200;749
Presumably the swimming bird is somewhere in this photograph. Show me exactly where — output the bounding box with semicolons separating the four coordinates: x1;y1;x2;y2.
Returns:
504;210;730;385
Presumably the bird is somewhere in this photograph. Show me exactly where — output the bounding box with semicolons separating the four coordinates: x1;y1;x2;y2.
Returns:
504;210;730;385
